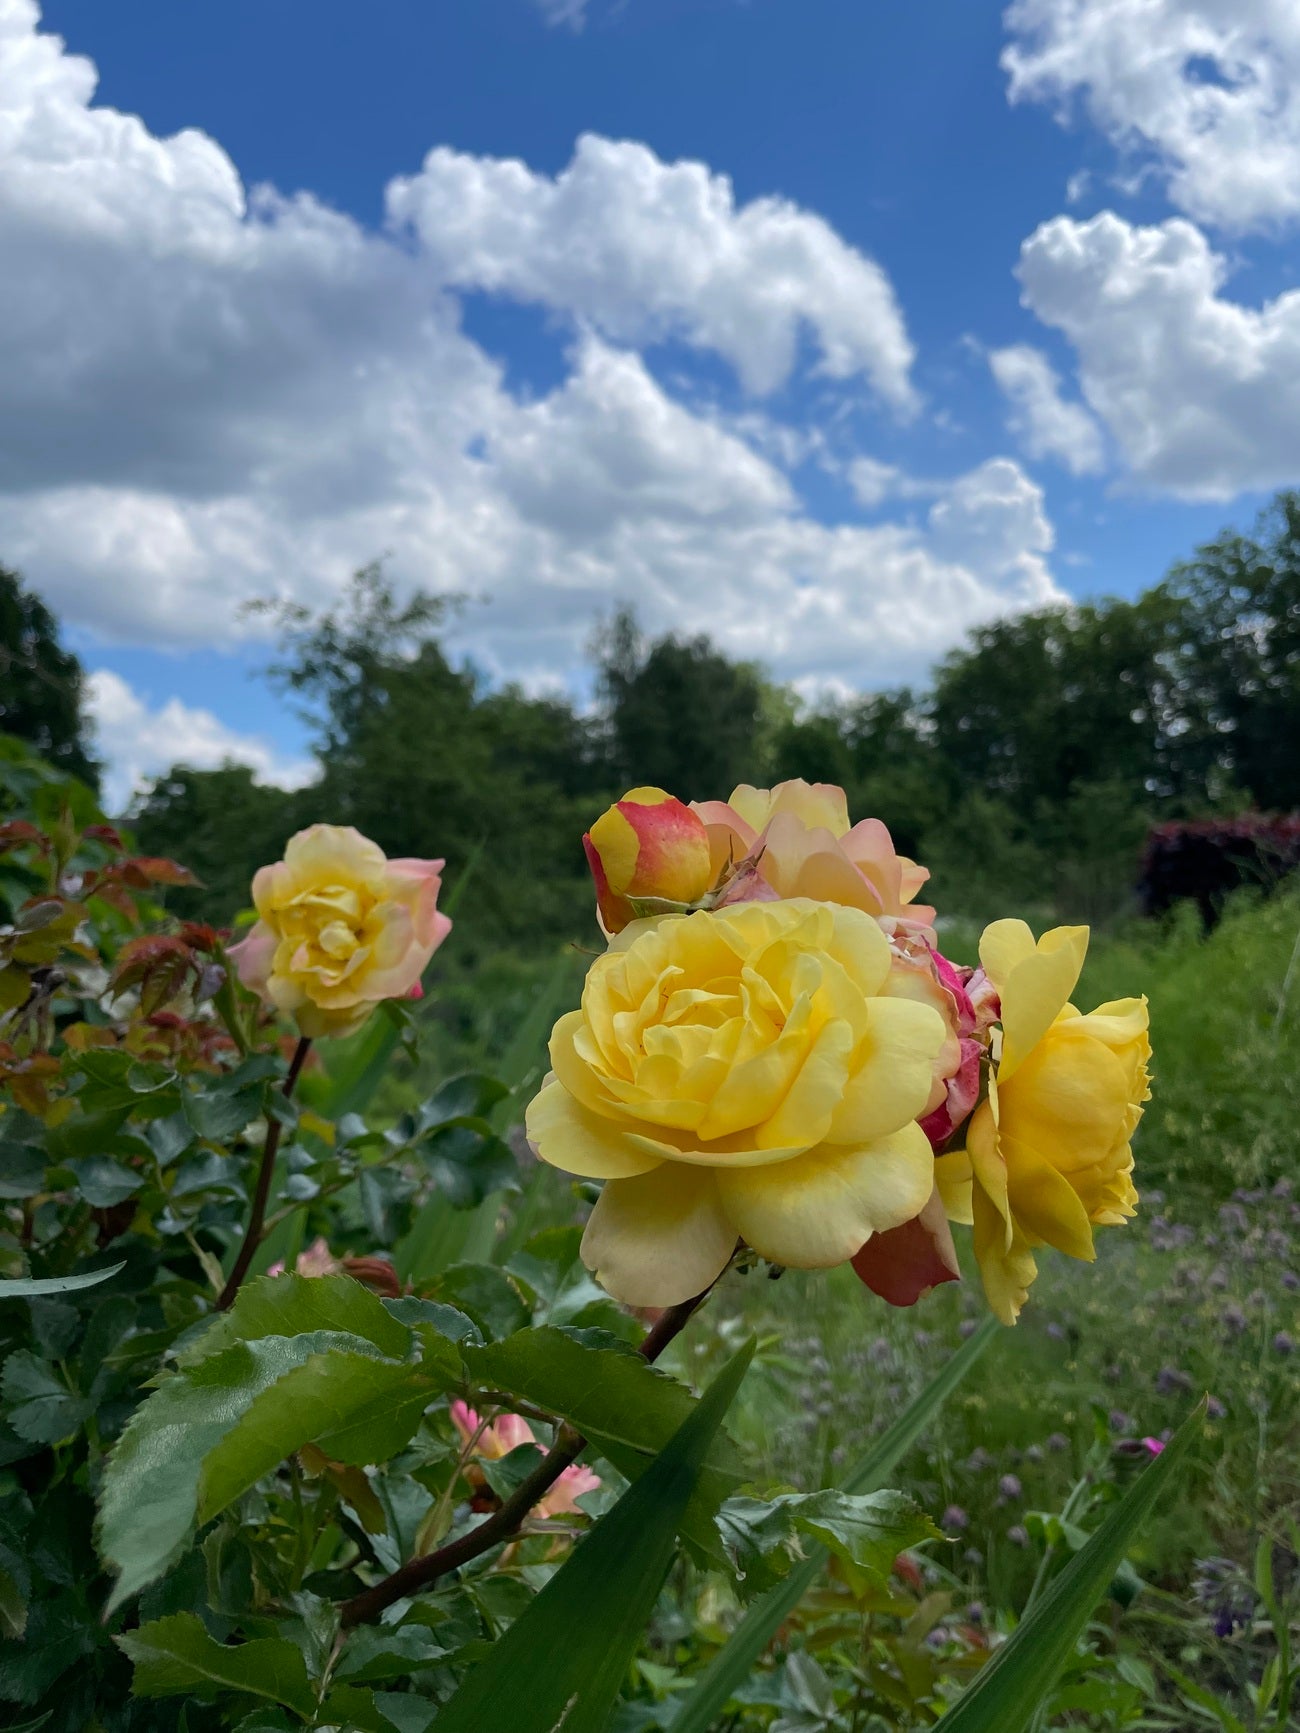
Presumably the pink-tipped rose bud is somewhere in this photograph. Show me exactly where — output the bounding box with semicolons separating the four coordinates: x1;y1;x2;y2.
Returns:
583;787;713;934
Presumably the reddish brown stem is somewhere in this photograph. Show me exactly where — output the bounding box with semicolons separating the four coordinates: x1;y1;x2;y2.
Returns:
215;1036;311;1311
338;1281;716;1627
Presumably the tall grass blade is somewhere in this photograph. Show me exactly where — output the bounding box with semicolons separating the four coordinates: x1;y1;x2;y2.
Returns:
430;1340;756;1733
664;1316;1000;1733
930;1398;1204;1733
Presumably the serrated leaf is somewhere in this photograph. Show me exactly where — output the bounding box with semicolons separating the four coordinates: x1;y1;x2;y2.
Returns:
0;1352;91;1444
116;1611;314;1716
198;1351;439;1517
463;1326;742;1566
179;1272;414;1366
99;1329;416;1609
717;1489;939;1601
427;1263;529;1341
0;1262;123;1297
431;1341;754;1733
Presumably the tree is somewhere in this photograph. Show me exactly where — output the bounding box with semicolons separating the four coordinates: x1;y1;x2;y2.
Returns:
1165;492;1300;812
0;565;99;787
594;609;768;800
130;764;312;923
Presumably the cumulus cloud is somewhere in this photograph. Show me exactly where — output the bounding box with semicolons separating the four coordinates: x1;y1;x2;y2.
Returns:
988;343;1106;475
1004;0;1300;233
0;0;1061;725
1016;211;1300;499
87;670;313;812
386;134;918;406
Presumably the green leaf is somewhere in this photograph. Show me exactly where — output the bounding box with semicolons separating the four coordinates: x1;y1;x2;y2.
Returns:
0;1142;45;1200
431;1340;755;1733
663;1314;998;1733
716;1489;940;1601
197;1351;440;1514
417;1125;517;1209
463;1325;743;1559
0;1262;124;1297
179;1272;414;1365
426;1263;529;1341
0;1352;91;1444
99;1329;425;1609
116;1611;315;1717
63;1154;142;1208
930;1399;1203;1733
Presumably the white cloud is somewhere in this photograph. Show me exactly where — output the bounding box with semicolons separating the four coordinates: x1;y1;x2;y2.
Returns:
87;670;313;812
535;0;591;25
1004;0;1300;233
0;0;1060;708
386;134;918;406
988;342;1106;474
846;458;935;508
1016;210;1300;499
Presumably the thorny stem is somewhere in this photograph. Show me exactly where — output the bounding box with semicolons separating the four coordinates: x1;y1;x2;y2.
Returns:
215;1036;311;1312
338;1281;716;1627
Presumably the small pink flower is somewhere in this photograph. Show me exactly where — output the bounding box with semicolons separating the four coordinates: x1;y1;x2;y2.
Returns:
450;1399;601;1516
1142;1436;1166;1457
268;1236;341;1279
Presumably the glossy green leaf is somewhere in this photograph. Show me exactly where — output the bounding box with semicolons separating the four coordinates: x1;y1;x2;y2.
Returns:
664;1315;999;1733
116;1611;314;1717
0;1352;91;1444
0;1261;123;1297
464;1324;743;1557
99;1329;424;1609
179;1272;414;1365
930;1399;1203;1733
431;1340;755;1733
716;1488;940;1601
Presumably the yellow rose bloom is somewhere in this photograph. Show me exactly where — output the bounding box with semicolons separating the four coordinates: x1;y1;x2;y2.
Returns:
526;898;946;1306
936;920;1150;1324
229;825;451;1039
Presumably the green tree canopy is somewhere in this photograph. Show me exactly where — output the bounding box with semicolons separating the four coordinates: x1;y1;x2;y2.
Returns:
0;565;99;788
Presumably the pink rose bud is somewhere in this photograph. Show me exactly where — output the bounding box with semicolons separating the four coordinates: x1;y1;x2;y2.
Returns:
583;787;713;934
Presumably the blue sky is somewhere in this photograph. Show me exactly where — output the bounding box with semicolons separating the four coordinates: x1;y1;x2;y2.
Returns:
4;0;1298;805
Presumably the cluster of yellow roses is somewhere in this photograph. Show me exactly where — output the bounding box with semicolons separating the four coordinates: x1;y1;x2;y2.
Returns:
230;785;1150;1326
535;781;1150;1323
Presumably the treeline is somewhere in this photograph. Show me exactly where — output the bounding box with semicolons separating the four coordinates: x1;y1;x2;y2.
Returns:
4;491;1300;945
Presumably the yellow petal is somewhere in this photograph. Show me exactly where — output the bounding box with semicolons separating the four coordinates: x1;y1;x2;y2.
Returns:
716;1122;934;1269
934;1150;974;1225
972;1179;1037;1325
829;997;947;1144
581;1165;736;1307
999;926;1089;1080
525;1079;667;1180
977;918;1037;990
1001;1135;1097;1261
1001;1024;1135;1176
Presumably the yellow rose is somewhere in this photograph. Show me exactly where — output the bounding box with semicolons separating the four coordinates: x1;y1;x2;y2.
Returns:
936;920;1150;1323
525;898;946;1306
229;825;451;1039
